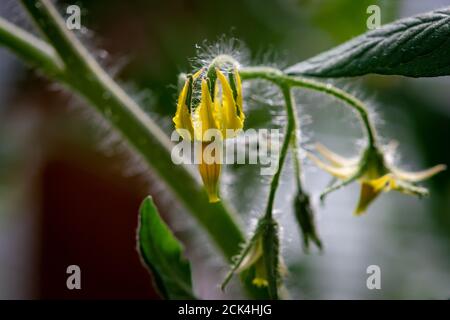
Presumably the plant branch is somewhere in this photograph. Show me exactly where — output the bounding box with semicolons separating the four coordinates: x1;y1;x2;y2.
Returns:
289;99;304;193
240;67;378;148
0;0;246;261
0;16;63;77
264;85;296;219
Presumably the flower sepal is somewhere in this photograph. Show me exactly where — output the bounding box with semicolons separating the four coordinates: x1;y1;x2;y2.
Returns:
308;143;446;215
221;217;285;299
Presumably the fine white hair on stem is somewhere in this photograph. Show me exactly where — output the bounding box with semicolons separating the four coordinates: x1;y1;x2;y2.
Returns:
190;36;250;71
292;77;387;160
253;45;289;70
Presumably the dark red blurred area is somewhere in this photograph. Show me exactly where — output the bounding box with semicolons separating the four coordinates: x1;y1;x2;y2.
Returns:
6;77;162;299
36;142;160;299
37;154;158;299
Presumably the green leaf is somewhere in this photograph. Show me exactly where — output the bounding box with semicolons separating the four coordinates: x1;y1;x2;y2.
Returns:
137;196;195;299
286;7;450;77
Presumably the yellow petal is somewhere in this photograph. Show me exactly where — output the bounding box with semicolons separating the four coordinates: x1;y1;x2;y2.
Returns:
192;68;204;79
367;174;397;192
193;79;220;141
307;152;357;180
392;164;446;182
233;68;245;123
315;143;358;167
252;277;268;287
216;69;243;138
198;142;221;202
252;254;268;287
354;182;383;215
173;78;195;140
213;83;223;128
355;174;398;215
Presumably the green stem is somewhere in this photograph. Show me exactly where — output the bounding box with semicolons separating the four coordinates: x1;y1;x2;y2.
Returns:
0;17;63;78
292;141;304;193
255;84;298;299
235;67;309;213
259;85;296;300
239;67;378;148
264;85;295;219
286;77;377;147
9;0;245;260
289;98;304;194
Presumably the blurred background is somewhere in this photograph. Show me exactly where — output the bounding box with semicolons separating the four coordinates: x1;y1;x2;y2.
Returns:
0;0;449;299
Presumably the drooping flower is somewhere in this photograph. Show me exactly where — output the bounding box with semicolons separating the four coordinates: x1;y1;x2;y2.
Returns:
308;143;446;215
221;218;286;293
173;66;245;202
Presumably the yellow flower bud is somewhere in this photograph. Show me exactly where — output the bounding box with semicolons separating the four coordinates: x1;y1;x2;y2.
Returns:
173;66;245;202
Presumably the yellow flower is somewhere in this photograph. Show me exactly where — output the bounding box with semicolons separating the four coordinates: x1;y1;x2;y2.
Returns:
308;143;446;215
173;67;245;202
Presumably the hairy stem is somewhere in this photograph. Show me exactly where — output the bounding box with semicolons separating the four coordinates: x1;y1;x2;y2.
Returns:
260;85;297;299
289;99;304;193
0;17;63;77
239;67;378;148
264;85;295;219
5;0;246;260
